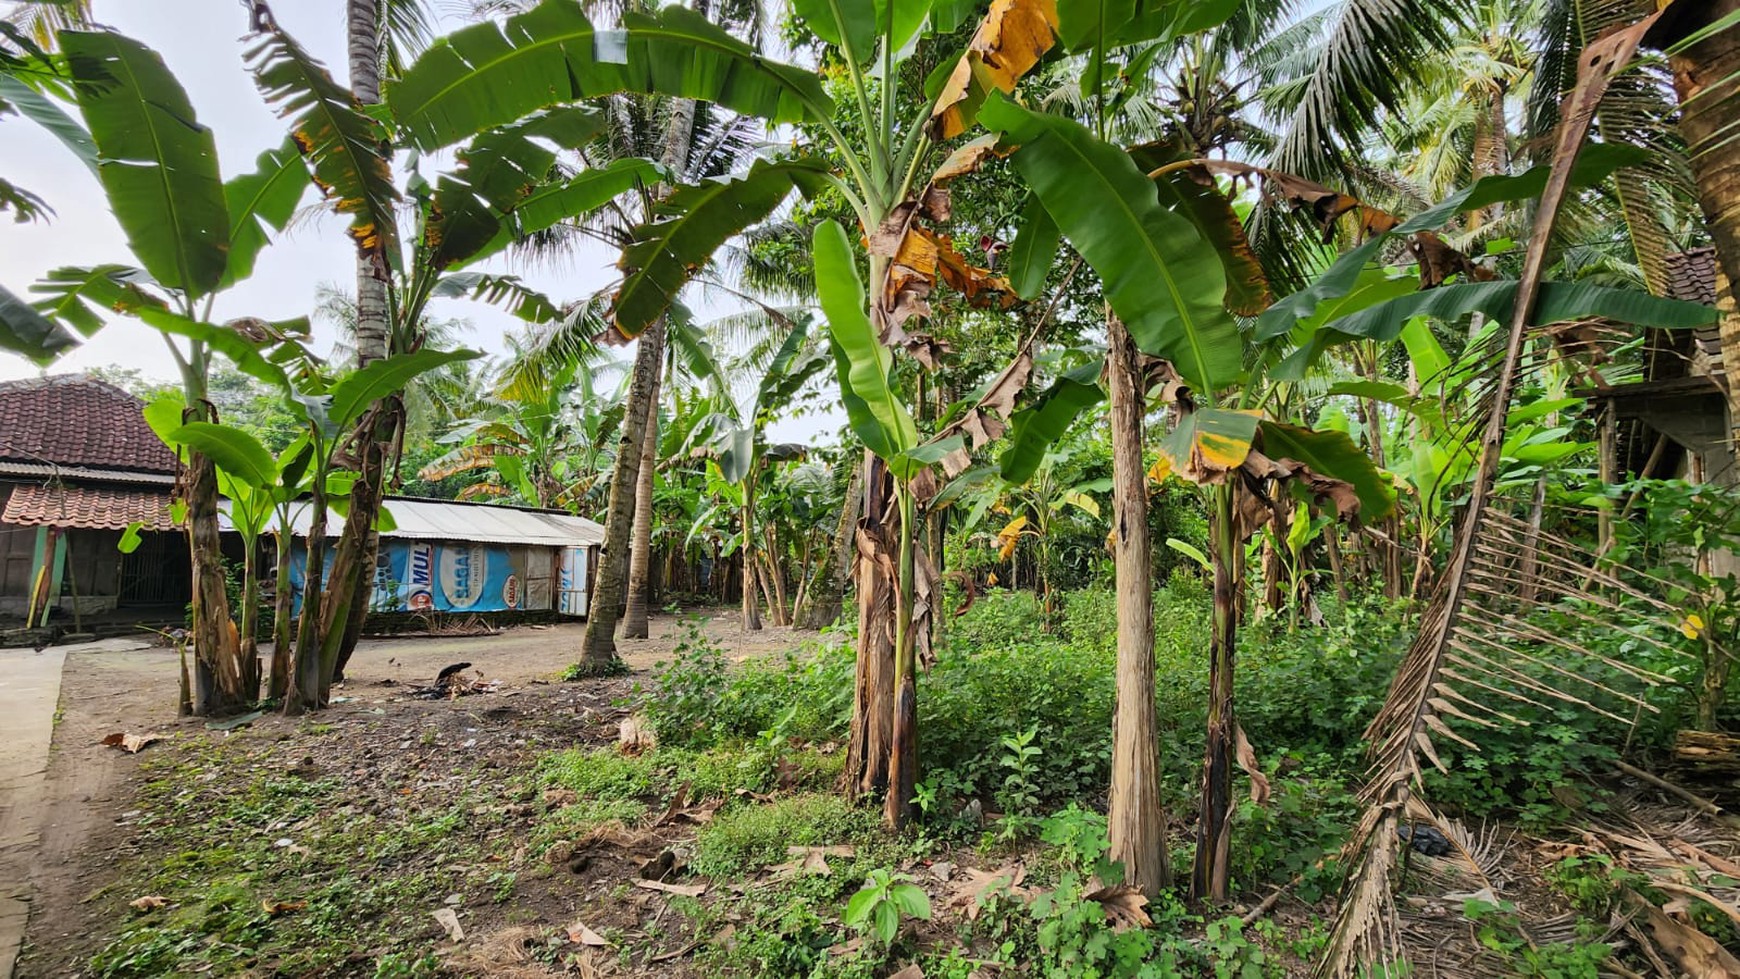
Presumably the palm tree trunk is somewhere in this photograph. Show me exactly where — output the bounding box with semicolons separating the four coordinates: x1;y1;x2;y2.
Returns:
796;459;860;629
621;354;664;639
1669;0;1740;487
577;321;665;673
320;0;395;691
1105;316;1171;896
846;454;895;799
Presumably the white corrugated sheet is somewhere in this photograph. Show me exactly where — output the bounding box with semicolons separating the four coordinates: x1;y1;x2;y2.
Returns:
224;495;604;548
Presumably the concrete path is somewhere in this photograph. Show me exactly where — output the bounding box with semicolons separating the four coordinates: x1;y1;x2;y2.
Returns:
0;647;66;979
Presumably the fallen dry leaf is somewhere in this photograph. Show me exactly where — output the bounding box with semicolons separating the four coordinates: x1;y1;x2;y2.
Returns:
634;879;705;898
101;732;161;754
1085;885;1152;932
769;845;856;876
889;964;926;979
261;899;306;916
432;906;465;942
618;714;655;753
947;864;1029;920
566;919;609;946
128;895;169;911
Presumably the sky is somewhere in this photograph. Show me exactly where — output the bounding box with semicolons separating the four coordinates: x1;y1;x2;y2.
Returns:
0;1;839;441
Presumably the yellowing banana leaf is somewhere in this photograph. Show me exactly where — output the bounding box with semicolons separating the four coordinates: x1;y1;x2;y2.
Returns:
1158;407;1260;483
927;0;1059;140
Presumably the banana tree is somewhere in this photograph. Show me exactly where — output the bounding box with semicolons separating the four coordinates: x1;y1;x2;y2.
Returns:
11;28;317;715
382;0;1049;827
697;317;831;629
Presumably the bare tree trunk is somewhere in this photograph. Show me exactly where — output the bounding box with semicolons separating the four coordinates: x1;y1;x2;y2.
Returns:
577;322;665;673
621;356;664;639
187;449;247;715
797;459;861;629
845;455;895;800
1105;316;1171;896
1192;481;1239;901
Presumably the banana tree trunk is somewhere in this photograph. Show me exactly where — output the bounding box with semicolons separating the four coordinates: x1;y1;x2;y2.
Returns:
187;448;248;715
621;355;665;639
287;491;328;715
883;482;919;831
578;321;665;673
1192;480;1239;901
269;531;293;700
1105;316;1171;896
796;459;860;629
740;486;762;631
762;524;789;625
1670;0;1740;482
238;537;262;698
846;454;896;800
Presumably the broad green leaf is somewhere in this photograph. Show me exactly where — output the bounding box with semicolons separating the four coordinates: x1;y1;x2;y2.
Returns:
998;361;1103;483
1140;149;1272;317
141;391;187;445
1258;421;1394;520
614;159;828;338
753;316;816;413
982;97;1241;391
1399;318;1450;391
490;157;665;261
389;2;831;151
1256;143;1651;341
815;220;917;468
0;73;97;176
167;421;277;490
1303;281;1716;369
62;30;229;299
1058;0;1235;51
117;521;144;555
1166;537;1211;570
247;23;401;270
0;282;80;363
31;264;162;336
877;0;936;55
1005;196;1059;301
221;138;312;287
792;0;876;61
329;348;483;427
711;422;755;485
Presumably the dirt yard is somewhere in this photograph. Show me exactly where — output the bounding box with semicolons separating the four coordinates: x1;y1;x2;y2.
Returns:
13;609;811;978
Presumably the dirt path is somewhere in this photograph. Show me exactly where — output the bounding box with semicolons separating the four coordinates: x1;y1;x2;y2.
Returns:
0;647;67;979
14;609;810;977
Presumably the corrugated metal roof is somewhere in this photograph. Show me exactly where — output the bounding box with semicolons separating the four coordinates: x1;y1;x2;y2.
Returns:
252;496;605;548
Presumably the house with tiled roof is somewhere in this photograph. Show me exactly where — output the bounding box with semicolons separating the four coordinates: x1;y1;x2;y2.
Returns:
0;374;188;625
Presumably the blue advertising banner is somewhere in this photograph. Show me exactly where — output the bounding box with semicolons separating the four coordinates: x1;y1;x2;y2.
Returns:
291;540;525;614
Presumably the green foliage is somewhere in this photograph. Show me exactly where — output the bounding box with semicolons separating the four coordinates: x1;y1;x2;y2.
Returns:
842;868;930;947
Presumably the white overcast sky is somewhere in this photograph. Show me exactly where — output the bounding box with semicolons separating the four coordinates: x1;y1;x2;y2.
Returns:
0;1;629;386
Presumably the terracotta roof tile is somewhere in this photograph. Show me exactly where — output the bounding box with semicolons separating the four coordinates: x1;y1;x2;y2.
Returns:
0;374;178;474
2;483;176;531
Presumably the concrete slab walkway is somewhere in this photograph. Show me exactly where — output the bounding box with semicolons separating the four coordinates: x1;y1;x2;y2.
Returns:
0;647;66;979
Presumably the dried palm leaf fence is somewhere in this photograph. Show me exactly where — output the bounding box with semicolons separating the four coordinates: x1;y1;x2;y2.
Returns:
1317;7;1737;976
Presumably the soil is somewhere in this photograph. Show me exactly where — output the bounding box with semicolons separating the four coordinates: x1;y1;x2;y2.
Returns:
14;609;809;978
